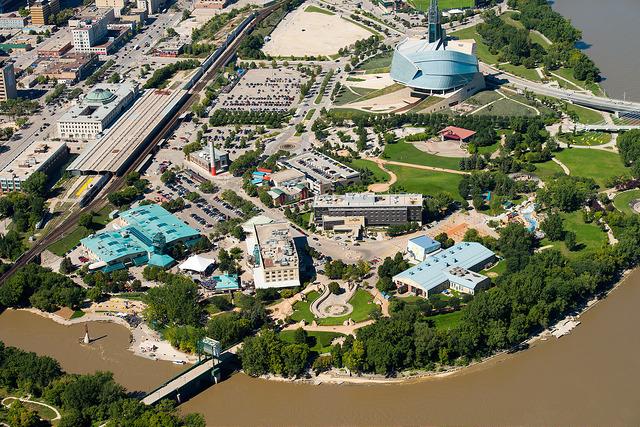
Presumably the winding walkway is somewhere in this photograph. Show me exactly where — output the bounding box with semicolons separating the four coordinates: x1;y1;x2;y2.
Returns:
552;158;571;175
365;157;398;192
1;395;61;421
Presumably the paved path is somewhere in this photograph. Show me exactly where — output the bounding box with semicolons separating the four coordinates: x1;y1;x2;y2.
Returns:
1;396;61;421
371;158;468;175
552;157;571;175
365;157;398;192
284;320;375;336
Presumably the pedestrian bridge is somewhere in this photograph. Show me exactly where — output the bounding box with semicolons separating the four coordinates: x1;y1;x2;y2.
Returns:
142;358;220;406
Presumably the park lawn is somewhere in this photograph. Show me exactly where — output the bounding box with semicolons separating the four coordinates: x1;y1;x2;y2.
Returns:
328;108;379;120
47;205;114;256
560;131;611;146
429;310;464;330
554;148;629;188
465;89;503;106
409;95;443;113
70;310;85;319
541;210;608;256
500;11;525;30
450;26;499;65
279;330;344;353
498;63;542;82
317;289;379;326
533;160;566;181
334;86;375;105
290;291;320;323
305;5;334;15
473;98;538;117
482;260;507;277
385;164;464;201
529;31;551;49
349;158;391;182
304;108;316;120
410;0;473;11
352;83;404;103
613;189;640;215
553;67;604;96
355;51;393;72
564;103;604;125
474;141;501;155
383;140;463;170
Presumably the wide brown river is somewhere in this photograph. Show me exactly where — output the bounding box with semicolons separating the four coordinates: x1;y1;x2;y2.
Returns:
3;270;640;425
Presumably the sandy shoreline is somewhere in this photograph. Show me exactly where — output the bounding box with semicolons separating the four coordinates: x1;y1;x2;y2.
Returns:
18;308;198;365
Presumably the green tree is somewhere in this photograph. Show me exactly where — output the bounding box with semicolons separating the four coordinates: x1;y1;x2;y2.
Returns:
281;343;309;378
540;212;564;241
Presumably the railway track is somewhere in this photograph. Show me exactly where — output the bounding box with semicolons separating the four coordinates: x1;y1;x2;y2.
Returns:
0;3;282;284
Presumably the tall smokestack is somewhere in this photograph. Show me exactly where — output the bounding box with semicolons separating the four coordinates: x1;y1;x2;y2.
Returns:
208;138;217;176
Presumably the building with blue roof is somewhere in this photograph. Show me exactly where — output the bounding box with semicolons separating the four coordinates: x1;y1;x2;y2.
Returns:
393;242;495;297
81;204;201;272
407;235;441;263
389;0;485;97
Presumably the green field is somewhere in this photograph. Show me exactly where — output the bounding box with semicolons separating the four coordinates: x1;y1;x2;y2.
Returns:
564;103;604;125
465;90;503;106
429;310;464;330
304;108;316;120
383;140;463;170
498;63;542;82
290;291;320;323
334;87;375;106
541;210;608;256
552;68;604;95
500;11;524;30
473;98;538;117
354;51;393;72
554;148;628;188
613;189;640;215
349;158;391;182
474;141;501;155
47;205;114;256
410;0;474;11
279;330;344;353
317;289;379;326
450;25;499;65
327;108;379;120
336;84;403;106
305;5;334;15
386;164;464;200
532;160;566;182
482;260;507;277
560;132;611;146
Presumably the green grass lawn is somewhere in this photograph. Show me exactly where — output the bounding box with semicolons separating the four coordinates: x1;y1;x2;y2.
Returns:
383;140;463;170
498;63;542;82
560;132;611;146
532;160;566;182
410;0;473;11
328;108;380;120
47;205;114;256
465;90;503;106
304;108;316;120
473;98;538;117
500;11;525;29
529;30;551;49
305;5;334;15
290;291;320;323
408;95;443;113
554;148;628;188
354;51;393;72
334;86;375;106
482;260;507;277
541;210;608;256
279;330;344;353
349;158;391;182
552;68;604;96
349;83;404;103
564;103;604;125
475;141;501;155
429;310;464;330
613;189;640;215
316;289;379;326
450;25;499;65
70;310;85;319
385;164;464;201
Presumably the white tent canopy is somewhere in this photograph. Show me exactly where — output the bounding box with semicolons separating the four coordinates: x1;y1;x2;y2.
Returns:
178;254;215;273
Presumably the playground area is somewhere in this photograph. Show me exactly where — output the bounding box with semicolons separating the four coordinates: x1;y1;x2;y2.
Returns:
494;198;544;237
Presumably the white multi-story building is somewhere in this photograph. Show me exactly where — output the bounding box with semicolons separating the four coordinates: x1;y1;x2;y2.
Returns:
57;83;137;140
247;222;300;289
69;8;114;53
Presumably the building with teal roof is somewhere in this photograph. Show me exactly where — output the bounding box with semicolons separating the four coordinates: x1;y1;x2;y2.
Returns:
393;242;495;297
81;204;201;272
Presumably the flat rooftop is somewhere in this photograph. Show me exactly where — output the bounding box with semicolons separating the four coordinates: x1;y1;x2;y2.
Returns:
58;83;136;124
254;222;298;269
0;140;66;180
314;192;423;208
68;87;187;174
393;242;494;293
285;151;359;184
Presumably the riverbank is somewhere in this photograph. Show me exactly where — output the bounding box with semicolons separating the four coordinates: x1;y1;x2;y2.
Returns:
15;307;197;365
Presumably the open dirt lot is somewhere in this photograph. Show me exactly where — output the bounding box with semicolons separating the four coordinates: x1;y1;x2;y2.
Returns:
262;3;372;57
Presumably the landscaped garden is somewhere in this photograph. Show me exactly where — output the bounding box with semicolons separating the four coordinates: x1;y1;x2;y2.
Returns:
613;189;640;215
554;148;628;188
289;289;379;326
559;131;611;146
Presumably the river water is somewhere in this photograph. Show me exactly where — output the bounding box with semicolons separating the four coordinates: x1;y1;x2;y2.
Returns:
3;269;640;424
552;0;640;101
